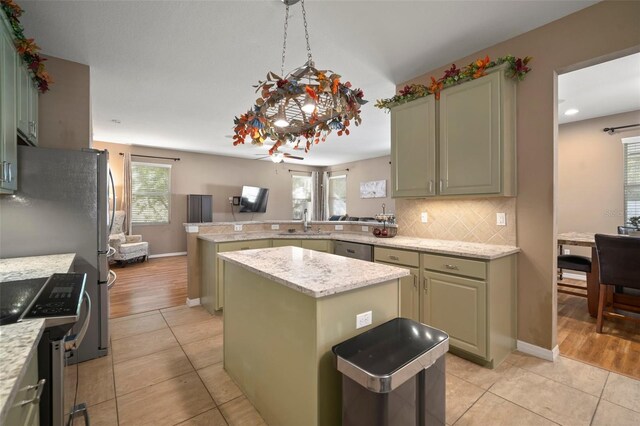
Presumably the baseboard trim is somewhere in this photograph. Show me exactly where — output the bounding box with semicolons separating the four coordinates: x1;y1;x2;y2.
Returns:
516;340;559;361
148;251;187;259
186;298;201;307
560;272;586;281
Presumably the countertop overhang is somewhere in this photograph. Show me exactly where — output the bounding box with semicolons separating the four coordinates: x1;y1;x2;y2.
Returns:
200;232;519;260
218;246;410;298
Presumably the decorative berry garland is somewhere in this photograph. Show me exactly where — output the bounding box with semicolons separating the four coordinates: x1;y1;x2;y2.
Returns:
375;55;531;111
1;0;52;93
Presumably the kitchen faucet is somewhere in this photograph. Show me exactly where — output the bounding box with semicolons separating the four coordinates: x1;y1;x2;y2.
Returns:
303;208;311;232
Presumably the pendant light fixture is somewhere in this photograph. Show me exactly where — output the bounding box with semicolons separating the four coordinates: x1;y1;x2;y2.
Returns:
233;0;367;158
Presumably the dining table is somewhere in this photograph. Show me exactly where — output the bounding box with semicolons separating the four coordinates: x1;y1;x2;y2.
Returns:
557;232;640;317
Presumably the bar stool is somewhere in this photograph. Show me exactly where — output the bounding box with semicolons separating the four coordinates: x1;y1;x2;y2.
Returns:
557;254;591;297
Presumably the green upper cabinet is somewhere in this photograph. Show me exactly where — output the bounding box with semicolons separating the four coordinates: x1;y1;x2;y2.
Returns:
390;65;516;199
1;13;18;192
17;64;38;145
391;96;437;197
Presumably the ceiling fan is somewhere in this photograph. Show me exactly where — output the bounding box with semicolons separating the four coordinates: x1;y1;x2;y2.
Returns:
255;151;305;163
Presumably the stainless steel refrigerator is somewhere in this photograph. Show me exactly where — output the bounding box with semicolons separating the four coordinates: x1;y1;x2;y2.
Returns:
0;145;115;363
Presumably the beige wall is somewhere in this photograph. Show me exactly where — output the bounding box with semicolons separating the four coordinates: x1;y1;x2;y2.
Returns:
324;155;394;218
558;110;640;236
38;55;91;150
93;141;319;255
399;1;640;350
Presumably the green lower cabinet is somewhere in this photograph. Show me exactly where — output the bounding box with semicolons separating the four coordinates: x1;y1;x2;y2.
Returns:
425;271;487;358
300;239;331;253
6;350;40;426
377;261;419;322
272;239;301;248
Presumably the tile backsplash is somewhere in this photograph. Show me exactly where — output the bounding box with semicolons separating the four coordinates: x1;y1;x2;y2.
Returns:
395;198;516;246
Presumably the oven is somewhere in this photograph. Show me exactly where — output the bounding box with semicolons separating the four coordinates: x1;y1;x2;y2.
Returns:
0;273;89;426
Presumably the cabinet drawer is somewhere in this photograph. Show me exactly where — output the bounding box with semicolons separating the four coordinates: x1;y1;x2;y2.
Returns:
422;254;486;280
218;239;270;253
374;247;419;267
300;239;330;252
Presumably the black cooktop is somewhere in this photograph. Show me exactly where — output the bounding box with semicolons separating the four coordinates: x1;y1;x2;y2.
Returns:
0;277;48;326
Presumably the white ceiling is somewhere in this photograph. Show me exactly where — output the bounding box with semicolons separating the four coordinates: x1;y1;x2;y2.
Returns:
21;0;596;166
558;52;640;125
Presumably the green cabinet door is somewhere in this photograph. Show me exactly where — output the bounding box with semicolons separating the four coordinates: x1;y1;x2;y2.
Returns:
391;96;437;197
5;348;40;426
28;77;38;145
0;14;17;192
272;239;301;248
376;261;419;322
17;65;29;137
439;71;501;195
425;270;487;358
300;239;331;252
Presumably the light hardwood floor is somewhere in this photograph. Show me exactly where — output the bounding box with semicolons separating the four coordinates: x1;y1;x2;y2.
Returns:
558;279;640;379
109;256;187;319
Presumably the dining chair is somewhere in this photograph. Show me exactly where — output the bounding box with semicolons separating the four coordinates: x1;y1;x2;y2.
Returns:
557;252;591;297
594;234;640;333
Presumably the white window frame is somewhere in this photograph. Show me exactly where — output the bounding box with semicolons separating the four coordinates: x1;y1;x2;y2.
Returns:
131;161;172;225
292;173;313;220
623;139;640;225
328;174;347;217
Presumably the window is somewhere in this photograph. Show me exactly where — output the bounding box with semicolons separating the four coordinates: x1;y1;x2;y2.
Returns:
624;141;640;224
292;174;312;220
328;175;347;216
131;162;171;224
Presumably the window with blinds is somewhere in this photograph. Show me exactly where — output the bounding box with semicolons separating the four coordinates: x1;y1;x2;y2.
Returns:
131;162;171;224
328;175;347;216
624;142;640;224
292;174;313;220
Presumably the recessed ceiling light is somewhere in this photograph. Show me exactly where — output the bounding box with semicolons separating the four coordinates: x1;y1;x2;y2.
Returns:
564;109;579;116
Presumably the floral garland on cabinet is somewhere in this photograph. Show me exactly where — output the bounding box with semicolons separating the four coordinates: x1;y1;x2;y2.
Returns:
1;0;52;92
375;55;531;111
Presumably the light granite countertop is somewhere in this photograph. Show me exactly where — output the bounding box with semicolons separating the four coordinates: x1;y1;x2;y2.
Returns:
0;319;46;425
199;232;519;260
0;253;76;283
0;253;75;422
219;246;409;298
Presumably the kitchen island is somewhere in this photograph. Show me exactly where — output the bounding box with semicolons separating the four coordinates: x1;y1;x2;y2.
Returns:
218;246;409;426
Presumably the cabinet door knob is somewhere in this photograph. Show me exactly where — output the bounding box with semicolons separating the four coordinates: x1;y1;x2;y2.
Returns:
423;277;428;292
7;163;12;182
439;180;443;192
445;264;459;270
0;162;5;182
389;255;399;261
428;180;433;194
413;274;417;288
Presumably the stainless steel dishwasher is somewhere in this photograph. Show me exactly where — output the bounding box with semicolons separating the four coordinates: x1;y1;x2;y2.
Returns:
334;241;373;261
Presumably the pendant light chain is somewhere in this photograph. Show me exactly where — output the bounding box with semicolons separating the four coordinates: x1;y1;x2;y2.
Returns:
280;3;290;77
301;0;313;63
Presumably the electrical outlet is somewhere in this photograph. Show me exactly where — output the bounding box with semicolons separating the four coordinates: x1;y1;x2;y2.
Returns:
271;224;280;230
563;249;570;255
228;197;233;205
234;224;243;232
421;212;428;223
335;224;344;231
356;311;372;329
496;213;506;226
361;225;369;232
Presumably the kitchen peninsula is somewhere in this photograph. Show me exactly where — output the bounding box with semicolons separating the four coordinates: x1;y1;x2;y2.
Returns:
218;246;409;426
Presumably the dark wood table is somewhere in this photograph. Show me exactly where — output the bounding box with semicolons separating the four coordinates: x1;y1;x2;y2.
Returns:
558;232;640;317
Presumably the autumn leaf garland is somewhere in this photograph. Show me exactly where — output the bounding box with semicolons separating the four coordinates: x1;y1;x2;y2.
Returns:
375;55;531;110
1;0;52;92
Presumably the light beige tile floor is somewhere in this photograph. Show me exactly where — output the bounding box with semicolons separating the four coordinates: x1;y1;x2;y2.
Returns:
73;305;640;426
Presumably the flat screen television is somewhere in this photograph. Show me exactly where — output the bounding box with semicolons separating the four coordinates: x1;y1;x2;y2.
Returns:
239;185;269;213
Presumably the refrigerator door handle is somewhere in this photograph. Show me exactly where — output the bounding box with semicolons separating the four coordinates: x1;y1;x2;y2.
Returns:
107;270;117;290
109;168;116;234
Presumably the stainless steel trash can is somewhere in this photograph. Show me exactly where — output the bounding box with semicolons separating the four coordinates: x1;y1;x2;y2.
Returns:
332;318;449;426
